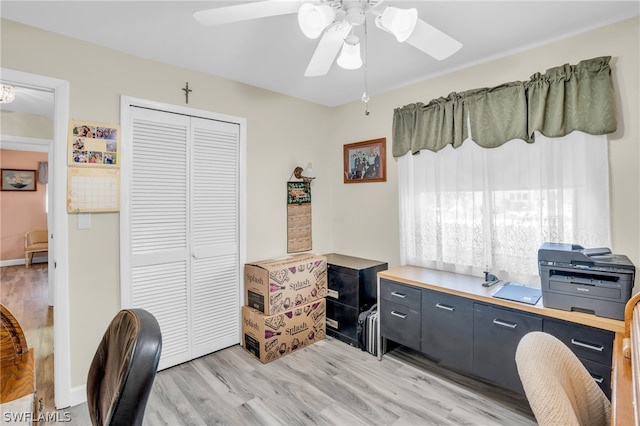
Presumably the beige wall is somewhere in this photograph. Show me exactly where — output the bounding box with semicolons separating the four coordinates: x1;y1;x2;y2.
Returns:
1;16;638;392
0;150;48;260
330;17;640;274
2;18;336;387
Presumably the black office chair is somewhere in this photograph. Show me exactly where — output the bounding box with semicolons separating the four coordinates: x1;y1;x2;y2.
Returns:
87;308;162;426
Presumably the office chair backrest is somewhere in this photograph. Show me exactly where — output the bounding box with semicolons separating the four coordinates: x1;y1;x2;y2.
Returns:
515;331;610;426
87;308;162;426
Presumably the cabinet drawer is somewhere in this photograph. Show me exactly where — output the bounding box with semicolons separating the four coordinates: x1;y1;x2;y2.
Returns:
325;300;359;338
579;357;611;399
380;299;421;351
327;267;359;307
473;303;542;393
421;290;474;371
380;279;421;311
543;318;614;366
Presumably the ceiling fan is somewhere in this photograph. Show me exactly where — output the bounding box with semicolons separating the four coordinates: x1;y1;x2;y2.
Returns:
193;0;462;77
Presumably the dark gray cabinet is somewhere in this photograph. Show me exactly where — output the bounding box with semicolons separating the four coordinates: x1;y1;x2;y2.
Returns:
325;254;387;346
421;289;474;371
473;303;542;393
379;277;616;398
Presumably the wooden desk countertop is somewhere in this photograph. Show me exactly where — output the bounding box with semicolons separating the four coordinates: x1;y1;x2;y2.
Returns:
378;265;624;333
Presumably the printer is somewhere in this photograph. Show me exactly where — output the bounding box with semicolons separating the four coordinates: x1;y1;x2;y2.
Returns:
538;242;635;320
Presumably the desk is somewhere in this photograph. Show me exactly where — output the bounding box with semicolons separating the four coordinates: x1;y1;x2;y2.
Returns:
378;266;623;396
378;266;623;333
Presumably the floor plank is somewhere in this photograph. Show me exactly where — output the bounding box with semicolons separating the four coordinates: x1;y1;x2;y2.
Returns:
1;264;535;425
63;338;535;425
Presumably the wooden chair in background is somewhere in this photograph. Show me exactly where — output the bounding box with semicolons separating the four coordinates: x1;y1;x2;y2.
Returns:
24;230;48;268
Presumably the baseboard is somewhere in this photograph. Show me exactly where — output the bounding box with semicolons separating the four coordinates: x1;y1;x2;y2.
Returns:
0;256;48;268
68;384;87;407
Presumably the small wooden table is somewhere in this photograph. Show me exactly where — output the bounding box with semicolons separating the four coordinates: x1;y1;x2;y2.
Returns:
1;304;36;424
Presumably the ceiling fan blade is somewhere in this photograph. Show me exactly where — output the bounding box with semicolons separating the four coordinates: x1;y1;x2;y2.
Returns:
406;18;462;60
193;0;302;26
304;22;353;77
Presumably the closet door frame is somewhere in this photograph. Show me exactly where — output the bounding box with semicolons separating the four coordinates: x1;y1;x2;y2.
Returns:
119;96;247;345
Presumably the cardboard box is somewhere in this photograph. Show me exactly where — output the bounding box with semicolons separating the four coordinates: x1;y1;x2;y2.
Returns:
242;298;326;364
245;253;327;315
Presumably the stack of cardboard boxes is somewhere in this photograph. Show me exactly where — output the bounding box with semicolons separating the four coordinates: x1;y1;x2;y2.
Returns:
241;253;327;363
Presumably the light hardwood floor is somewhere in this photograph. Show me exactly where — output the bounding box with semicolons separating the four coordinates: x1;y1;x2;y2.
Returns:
57;338;535;425
2;263;536;425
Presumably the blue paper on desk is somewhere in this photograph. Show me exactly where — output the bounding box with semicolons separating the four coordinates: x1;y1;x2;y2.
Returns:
492;282;542;305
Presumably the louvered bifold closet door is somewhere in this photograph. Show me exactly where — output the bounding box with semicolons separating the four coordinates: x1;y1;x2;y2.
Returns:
190;117;240;358
129;108;191;370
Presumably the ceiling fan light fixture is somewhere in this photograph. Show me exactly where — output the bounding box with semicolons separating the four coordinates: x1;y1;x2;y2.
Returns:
336;34;362;70
378;6;418;42
0;84;16;104
345;6;365;26
298;3;335;39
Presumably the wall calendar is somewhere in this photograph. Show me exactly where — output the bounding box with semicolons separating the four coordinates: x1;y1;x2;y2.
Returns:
67;120;121;212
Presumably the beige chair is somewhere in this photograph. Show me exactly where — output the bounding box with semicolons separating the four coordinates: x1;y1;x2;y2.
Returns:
515;331;610;426
24;230;48;268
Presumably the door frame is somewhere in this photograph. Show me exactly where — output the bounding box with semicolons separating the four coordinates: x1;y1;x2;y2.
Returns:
1;68;72;408
0;135;54;303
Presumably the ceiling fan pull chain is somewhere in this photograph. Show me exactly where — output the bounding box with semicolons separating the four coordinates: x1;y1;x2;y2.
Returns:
362;14;370;116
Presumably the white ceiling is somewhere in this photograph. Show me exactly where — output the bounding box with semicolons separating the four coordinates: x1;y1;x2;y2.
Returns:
1;1;638;111
0;86;54;117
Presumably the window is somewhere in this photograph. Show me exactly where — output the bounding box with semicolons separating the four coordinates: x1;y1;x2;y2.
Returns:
398;131;611;285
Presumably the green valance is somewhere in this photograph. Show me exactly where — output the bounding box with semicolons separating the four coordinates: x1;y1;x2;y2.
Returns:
392;56;616;157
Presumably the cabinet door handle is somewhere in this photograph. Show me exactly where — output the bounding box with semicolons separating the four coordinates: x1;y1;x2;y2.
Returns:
391;311;407;319
435;303;455;312
327;289;339;299
492;319;517;329
591;375;604;384
390;291;406;299
571;338;604;352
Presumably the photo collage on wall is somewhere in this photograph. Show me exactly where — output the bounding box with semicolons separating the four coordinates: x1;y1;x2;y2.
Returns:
66;119;121;213
69;122;119;167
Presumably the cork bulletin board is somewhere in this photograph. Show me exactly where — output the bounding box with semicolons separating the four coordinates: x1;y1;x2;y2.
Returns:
287;181;312;253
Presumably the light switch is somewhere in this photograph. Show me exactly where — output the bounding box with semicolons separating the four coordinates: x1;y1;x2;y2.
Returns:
78;213;91;230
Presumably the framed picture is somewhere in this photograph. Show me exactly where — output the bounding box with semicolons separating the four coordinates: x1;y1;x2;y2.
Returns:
1;169;37;191
343;138;386;183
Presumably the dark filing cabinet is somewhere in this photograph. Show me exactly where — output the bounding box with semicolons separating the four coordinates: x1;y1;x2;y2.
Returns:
324;253;388;346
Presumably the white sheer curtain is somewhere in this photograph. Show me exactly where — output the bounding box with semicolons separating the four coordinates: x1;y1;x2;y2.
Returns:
398;131;611;285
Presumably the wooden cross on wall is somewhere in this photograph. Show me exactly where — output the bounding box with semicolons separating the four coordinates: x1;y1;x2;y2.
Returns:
182;82;192;104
